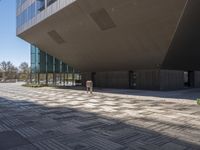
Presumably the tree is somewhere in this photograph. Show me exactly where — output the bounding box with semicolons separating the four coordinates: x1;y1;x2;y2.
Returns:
19;62;30;81
19;62;29;73
0;61;11;72
0;66;3;80
0;61;17;73
0;61;18;80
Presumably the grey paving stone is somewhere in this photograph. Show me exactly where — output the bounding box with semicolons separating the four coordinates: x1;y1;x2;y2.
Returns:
160;142;186;150
8;144;39;150
33;117;61;129
52;124;82;134
0;124;11;132
0;83;200;150
15;127;42;138
84;136;124;150
128;141;160;150
56;132;94;145
67;141;95;150
2;118;24;127
0;131;31;150
34;139;72;150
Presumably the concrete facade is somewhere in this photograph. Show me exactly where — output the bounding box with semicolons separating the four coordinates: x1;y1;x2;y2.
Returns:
136;70;160;90
160;70;185;90
82;71;130;89
82;70;200;90
16;0;200;90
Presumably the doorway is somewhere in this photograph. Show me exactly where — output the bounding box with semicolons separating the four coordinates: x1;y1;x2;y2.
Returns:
184;71;194;88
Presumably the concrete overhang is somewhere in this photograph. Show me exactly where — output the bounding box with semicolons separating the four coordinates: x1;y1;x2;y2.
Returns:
18;0;190;72
162;0;200;71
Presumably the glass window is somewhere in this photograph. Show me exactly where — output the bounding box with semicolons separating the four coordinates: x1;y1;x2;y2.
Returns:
31;45;36;54
17;2;36;28
47;54;54;73
47;0;57;7
68;66;74;73
62;63;67;73
20;9;28;26
31;63;36;73
36;0;45;14
28;2;36;21
54;58;60;73
31;54;36;64
30;45;80;76
16;0;21;8
16;0;27;8
16;15;21;28
40;51;47;73
36;52;40;64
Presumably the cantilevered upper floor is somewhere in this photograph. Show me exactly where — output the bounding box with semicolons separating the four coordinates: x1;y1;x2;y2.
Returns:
17;0;200;72
16;0;75;35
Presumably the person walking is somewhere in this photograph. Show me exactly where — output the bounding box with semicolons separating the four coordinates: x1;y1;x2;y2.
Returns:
86;80;93;94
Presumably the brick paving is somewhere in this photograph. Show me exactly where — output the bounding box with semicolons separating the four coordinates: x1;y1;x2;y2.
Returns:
0;83;199;150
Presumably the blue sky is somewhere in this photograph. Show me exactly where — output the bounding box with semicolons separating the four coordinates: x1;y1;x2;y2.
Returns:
0;0;30;67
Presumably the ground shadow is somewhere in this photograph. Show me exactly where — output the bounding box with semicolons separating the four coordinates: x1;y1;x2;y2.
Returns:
0;96;199;150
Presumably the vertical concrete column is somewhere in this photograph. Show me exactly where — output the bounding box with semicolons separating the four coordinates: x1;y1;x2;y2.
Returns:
34;73;37;84
53;57;56;85
37;73;40;84
46;73;48;85
60;73;62;85
30;73;32;83
194;71;200;88
66;65;69;85
45;0;47;8
66;73;68;85
63;72;66;86
53;73;55;85
45;52;48;85
72;69;75;86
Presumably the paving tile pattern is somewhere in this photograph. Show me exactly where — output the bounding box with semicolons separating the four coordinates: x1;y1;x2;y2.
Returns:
0;83;199;150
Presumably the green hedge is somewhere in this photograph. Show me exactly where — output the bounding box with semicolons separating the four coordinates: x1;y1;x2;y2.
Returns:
197;99;200;105
22;83;47;88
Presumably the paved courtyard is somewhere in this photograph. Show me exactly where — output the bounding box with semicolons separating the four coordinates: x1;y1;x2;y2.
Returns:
0;83;199;150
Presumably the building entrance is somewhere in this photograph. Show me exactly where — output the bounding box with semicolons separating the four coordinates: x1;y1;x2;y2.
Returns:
184;71;194;88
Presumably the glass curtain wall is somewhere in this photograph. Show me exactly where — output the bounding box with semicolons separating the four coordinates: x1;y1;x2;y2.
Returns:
16;0;28;8
17;0;45;28
17;0;59;28
17;2;36;28
31;45;81;86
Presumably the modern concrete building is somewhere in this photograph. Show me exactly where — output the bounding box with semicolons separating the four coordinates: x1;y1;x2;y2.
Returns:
16;0;200;90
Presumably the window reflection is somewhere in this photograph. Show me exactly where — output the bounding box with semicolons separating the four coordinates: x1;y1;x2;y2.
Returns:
16;0;28;8
36;0;45;13
17;2;36;28
47;0;58;7
16;0;59;28
30;45;79;75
